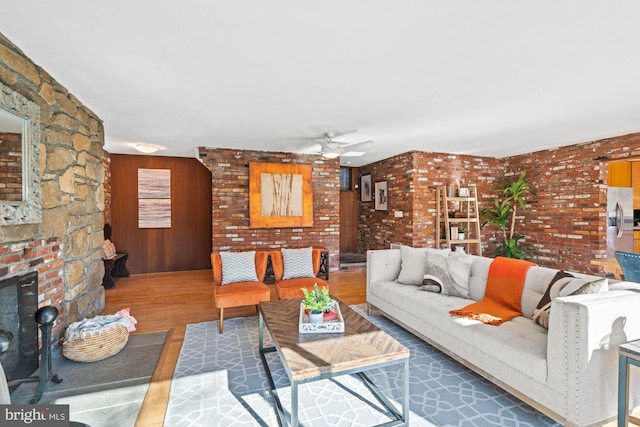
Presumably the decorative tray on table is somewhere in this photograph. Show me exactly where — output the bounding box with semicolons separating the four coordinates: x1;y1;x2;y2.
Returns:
298;302;345;334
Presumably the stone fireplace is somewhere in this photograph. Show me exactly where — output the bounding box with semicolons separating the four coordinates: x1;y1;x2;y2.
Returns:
0;31;107;350
0;271;38;383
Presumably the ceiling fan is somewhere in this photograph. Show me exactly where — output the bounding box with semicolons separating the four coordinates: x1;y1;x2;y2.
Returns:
310;131;374;159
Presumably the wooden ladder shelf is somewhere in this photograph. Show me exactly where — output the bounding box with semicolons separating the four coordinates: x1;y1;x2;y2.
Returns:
436;185;482;255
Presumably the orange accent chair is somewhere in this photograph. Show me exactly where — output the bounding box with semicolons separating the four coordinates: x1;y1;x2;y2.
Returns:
211;251;271;333
270;248;330;299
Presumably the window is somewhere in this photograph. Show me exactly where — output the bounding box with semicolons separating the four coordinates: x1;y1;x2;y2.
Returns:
340;168;351;191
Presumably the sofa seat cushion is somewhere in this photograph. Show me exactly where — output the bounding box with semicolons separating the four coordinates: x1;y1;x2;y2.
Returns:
370;280;548;383
214;281;271;308
466;316;548;383
276;277;329;299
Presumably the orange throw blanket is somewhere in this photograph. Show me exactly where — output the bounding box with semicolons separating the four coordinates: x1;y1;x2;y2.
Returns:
450;257;536;325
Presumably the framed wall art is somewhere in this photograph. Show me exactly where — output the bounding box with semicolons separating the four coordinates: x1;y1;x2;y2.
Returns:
138;168;171;228
249;162;313;228
374;181;388;211
360;174;372;202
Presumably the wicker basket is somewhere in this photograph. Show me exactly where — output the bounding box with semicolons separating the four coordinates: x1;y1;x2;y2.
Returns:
62;324;129;362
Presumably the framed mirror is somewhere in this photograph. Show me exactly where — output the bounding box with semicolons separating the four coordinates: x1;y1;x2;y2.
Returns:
0;82;41;225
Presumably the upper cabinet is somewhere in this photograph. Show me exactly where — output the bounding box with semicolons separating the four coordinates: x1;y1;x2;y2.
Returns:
633;162;640;209
608;161;632;187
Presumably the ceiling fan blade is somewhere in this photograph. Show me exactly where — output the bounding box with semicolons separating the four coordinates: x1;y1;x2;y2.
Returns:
326;130;358;140
298;142;322;153
341;151;366;157
342;140;374;151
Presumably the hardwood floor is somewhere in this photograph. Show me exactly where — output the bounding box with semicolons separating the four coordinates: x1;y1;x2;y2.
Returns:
102;268;367;427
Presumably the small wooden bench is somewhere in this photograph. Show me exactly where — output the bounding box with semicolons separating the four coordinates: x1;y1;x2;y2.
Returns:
102;223;130;289
102;253;129;289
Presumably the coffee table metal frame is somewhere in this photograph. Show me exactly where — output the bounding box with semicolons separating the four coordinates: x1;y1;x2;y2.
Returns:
619;340;640;426
258;302;409;427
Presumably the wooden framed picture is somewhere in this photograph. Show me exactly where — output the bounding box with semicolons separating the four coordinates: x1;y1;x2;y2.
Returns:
249;162;313;228
138;168;172;228
360;174;372;202
374;181;388;211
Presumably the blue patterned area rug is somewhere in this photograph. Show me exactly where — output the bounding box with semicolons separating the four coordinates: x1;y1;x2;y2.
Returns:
164;305;560;427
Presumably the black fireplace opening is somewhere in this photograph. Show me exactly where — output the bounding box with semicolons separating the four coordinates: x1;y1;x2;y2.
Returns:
0;271;38;387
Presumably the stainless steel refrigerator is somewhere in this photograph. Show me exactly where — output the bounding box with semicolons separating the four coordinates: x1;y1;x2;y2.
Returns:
607;187;634;257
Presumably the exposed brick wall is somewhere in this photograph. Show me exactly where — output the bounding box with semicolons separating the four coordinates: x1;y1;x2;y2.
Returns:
357;134;640;276
0;238;65;340
357;152;414;250
199;148;341;270
506;134;640;275
358;150;503;255
0;132;22;201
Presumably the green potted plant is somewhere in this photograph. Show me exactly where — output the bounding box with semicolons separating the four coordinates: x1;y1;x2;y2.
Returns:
301;284;334;323
481;171;536;259
457;226;467;240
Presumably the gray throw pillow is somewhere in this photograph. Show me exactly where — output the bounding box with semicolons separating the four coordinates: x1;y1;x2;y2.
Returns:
282;247;315;279
446;254;474;297
220;251;258;285
424;252;473;298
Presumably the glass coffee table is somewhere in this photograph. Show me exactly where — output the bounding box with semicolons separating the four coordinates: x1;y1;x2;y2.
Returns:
258;298;410;427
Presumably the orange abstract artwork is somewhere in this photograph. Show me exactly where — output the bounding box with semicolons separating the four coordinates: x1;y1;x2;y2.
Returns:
249;162;313;228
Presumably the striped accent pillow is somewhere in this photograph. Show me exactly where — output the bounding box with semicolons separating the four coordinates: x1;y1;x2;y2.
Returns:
282;247;315;280
532;270;608;328
220;251;258;285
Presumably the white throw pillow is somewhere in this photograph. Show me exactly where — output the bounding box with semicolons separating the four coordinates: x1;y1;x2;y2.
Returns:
396;246;428;285
220;251;258;285
282;247;315;279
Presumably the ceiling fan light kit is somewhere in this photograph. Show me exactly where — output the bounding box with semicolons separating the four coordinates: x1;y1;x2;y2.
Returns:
322;151;340;159
312;131;373;159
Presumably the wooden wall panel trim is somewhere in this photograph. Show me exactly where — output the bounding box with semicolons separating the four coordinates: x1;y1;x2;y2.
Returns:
110;154;212;274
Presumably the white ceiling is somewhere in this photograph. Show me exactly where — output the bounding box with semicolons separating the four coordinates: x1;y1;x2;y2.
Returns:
2;1;640;166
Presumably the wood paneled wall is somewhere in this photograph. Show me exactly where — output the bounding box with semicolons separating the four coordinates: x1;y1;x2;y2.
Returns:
110;154;212;274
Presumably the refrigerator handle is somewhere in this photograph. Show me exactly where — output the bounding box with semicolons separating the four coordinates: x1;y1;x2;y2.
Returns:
617;201;624;238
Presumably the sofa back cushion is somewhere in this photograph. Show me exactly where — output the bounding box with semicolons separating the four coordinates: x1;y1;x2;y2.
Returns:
519;266;564;318
467;256;492;302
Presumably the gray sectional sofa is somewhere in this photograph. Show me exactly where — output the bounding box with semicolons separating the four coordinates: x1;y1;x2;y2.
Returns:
366;248;640;426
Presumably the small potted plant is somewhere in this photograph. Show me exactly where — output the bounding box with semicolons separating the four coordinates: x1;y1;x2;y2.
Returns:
301;284;334;324
458;226;466;240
